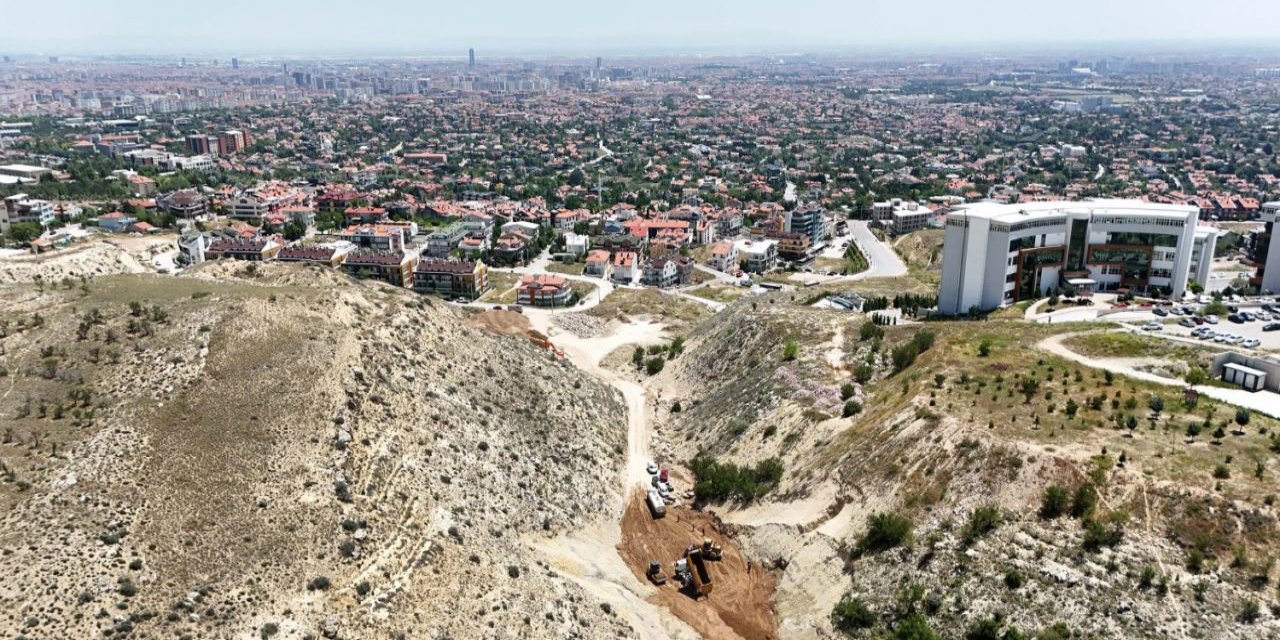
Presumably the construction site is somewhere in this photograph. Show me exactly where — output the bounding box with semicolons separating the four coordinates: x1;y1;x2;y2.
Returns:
618;490;778;640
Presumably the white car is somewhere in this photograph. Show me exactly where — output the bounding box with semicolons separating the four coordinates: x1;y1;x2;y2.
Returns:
1242;338;1261;349
1227;335;1245;345
1214;334;1229;343
1142;322;1163;331
1204;315;1220;324
645;461;659;475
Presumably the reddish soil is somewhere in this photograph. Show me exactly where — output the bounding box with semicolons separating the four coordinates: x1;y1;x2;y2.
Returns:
618;492;778;640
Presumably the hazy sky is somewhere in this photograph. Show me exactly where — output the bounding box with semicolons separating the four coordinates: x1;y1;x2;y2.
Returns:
8;0;1280;56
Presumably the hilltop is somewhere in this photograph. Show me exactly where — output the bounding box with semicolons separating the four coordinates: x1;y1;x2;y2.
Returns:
0;261;632;639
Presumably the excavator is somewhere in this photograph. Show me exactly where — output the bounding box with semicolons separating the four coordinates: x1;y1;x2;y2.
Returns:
700;538;723;561
646;560;666;585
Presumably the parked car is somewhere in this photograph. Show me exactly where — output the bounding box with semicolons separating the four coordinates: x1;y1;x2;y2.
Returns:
1243;338;1261;349
1241;312;1255;322
1264;322;1280;332
1142;322;1163;331
1192;316;1205;325
1228;314;1244;324
1204;315;1220;324
646;461;659;475
1178;318;1196;327
1153;307;1168;317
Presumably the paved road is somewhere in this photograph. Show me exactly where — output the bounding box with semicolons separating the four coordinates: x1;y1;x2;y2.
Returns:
848;221;908;279
1040;331;1280;418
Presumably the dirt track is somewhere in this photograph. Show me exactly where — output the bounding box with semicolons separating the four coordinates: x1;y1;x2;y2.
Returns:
618;492;778;640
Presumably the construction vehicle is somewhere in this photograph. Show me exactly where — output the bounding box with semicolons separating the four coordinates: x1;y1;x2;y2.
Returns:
646;489;666;518
681;547;714;597
700;538;723;561
646;561;666;585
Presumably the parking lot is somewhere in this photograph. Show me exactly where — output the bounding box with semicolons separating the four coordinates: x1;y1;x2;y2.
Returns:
1119;303;1280;354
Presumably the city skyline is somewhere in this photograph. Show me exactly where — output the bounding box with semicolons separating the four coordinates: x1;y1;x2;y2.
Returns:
6;0;1280;56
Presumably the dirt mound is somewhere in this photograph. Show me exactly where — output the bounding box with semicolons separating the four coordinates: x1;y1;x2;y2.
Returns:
0;273;634;639
618;492;777;640
468;309;532;337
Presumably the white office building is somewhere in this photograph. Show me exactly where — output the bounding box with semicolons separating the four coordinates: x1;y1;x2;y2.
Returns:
938;200;1218;315
1257;202;1280;294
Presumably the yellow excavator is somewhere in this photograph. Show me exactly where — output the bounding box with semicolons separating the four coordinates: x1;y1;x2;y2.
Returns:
700;538;723;561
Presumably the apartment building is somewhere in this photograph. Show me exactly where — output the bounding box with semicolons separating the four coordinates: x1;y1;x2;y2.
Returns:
938;200;1219;315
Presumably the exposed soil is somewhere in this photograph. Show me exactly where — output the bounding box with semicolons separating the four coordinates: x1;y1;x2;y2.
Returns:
466;309;531;337
618;492;778;640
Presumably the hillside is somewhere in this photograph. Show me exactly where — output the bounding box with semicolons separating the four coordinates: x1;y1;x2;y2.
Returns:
653;295;1280;639
0;262;633;639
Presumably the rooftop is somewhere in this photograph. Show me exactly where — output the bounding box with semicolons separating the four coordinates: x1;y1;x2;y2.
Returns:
953;199;1198;225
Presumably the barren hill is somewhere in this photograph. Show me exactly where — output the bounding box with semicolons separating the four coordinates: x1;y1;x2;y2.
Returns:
0;263;632;639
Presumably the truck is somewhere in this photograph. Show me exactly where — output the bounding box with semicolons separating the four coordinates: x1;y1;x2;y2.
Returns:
683;547;713;597
646;489;666;518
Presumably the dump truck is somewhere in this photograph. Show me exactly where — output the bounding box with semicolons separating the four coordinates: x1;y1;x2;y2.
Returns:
646;489;666;518
683;547;713;597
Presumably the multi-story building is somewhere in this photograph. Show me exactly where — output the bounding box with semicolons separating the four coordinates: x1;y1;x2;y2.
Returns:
337;224;404;253
787;204;826;247
641;257;680;288
1255;202;1280;294
340;250;416;288
938;200;1219;315
517;274;573;307
227;194;270;223
876;199;936;235
413;259;489;299
206;237;282;261
159;189;209;219
708;240;739;272
1;194;55;231
737;239;778;273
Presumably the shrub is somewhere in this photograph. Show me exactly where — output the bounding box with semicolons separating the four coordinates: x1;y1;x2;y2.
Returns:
859;321;884;342
1240;599;1261;624
689;455;783;503
1137;565;1156;589
1082;519;1124;552
842;401;863;418
840;382;856;400
782;338;800;361
307;576;331;591
1185;366;1208;385
1070;485;1097;520
1064;398;1079;417
853;363;874;384
978;338;992;357
961;504;1001;546
1004;569;1024;590
644;356;665;375
858;512;912;554
832;595;876;632
1213;464;1230;479
1040;485;1070;519
895;613;942;640
1186;548;1206;574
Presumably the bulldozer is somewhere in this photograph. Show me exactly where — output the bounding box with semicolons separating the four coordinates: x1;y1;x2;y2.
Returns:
700;538;723;561
646;560;667;585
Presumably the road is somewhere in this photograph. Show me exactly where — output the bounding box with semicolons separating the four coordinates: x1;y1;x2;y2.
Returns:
1039;331;1280;418
846;220;908;279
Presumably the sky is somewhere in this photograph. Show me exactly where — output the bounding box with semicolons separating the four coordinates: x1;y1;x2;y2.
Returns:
7;0;1280;57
